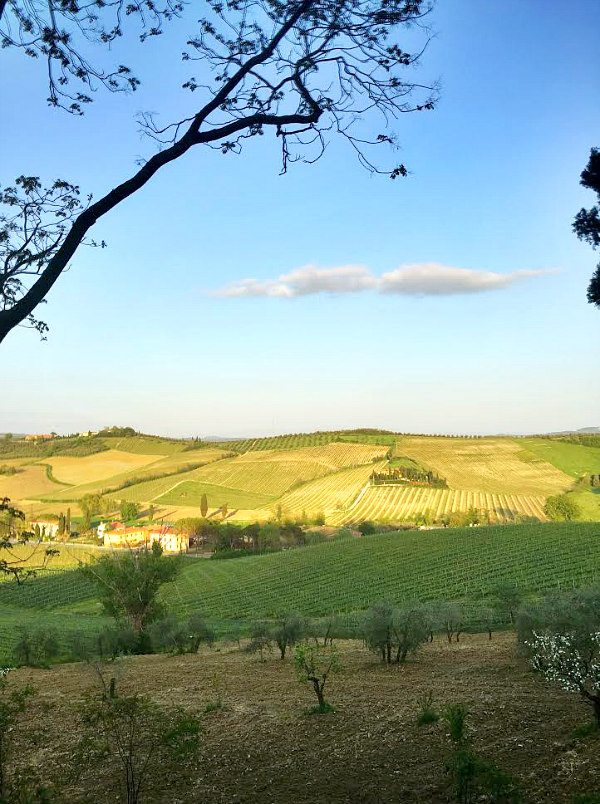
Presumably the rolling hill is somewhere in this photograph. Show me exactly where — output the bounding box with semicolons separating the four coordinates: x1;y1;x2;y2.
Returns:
1;521;599;664
2;430;600;524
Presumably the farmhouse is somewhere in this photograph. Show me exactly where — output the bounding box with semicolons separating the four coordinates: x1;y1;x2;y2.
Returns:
101;524;189;553
24;433;55;442
29;519;60;539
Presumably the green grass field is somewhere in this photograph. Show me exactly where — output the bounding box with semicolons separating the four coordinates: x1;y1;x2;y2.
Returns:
520;438;600;477
1;521;599;664
100;436;188;455
154;481;274;509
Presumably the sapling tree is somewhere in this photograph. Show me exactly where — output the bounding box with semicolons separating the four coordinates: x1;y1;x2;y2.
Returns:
0;0;437;344
77;668;201;804
527;631;600;728
294;641;339;713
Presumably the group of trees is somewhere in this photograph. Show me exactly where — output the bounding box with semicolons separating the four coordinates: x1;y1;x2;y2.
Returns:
371;467;448;488
177;517;331;556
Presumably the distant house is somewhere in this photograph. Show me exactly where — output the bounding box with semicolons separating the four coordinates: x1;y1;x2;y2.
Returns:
24;433;55;442
78;431;99;437
29;519;60;539
100;524;189;553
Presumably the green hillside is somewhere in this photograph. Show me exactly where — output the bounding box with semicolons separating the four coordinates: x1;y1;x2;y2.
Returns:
1;522;599;663
520;438;600;477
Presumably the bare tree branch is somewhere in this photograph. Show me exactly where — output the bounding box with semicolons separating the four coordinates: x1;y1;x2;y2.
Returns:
0;0;438;343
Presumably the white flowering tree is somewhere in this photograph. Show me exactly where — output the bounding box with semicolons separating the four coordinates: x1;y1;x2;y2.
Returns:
528;631;600;728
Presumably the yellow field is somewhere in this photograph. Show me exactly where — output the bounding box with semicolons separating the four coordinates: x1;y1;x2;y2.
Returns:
0;464;61;502
398;437;571;495
329;484;547;525
190;442;387;498
39;449;164;485
35;448;230;502
270;462;385;519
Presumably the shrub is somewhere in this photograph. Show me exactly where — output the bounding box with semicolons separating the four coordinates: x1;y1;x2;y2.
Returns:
444;703;469;746
416;692;439;726
13;627;60;668
363;600;430;663
544;494;581;521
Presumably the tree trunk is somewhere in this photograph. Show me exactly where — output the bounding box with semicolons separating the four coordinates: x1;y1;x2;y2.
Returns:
593;696;600;728
312;679;325;710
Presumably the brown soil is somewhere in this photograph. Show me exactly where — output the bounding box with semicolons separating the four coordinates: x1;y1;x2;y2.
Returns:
8;633;600;802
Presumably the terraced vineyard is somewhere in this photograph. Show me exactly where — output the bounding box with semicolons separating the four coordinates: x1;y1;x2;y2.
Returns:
329;485;547;525
271;462;385;519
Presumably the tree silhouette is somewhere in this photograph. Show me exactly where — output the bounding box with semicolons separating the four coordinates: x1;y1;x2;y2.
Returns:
0;0;437;344
0;0;182;114
573;147;600;307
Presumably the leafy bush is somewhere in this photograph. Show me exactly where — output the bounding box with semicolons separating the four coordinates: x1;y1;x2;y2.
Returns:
544;494;581;521
13;627;60;667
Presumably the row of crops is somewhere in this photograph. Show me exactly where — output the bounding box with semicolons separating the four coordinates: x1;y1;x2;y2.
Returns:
1;522;599;663
1;522;598;618
213;431;398;453
329;485;547;525
114;442;388;504
272;462;385;518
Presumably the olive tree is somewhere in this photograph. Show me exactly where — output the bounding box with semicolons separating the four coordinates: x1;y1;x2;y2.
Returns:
527;631;600;728
294;641;339;713
363;600;430;664
273;612;306;660
0;0;437;343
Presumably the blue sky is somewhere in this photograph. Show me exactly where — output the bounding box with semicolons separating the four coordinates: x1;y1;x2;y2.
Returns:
1;0;599;437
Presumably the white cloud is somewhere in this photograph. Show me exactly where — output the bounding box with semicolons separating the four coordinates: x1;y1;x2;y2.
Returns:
211;263;556;298
212;264;375;298
379;263;556;295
